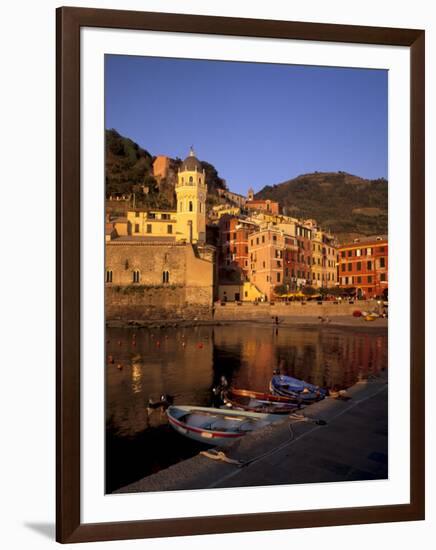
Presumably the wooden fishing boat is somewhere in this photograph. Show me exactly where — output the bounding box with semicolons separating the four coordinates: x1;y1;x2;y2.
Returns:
230;387;300;404
222;388;302;413
222;394;300;414
270;374;327;402
166;405;282;446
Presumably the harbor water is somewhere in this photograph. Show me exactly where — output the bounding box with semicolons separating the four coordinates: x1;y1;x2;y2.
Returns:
106;323;387;493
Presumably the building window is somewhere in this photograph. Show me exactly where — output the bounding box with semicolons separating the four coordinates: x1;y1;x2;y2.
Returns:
132;270;140;283
380;257;386;268
367;261;372;270
189;201;193;212
348;250;352;257
368;276;373;283
162;270;170;284
135;211;139;218
277;272;281;282
262;261;266;268
341;264;346;272
380;247;385;253
380;273;386;281
134;223;139;233
167;224;173;234
356;249;361;257
262;236;265;243
357;276;362;284
146;224;152;234
341;251;346;258
357;261;362;270
148;212;156;219
256;237;259;245
348;263;352;271
106;270;113;283
367;248;372;256
368;287;373;293
272;235;277;242
189;176;193;183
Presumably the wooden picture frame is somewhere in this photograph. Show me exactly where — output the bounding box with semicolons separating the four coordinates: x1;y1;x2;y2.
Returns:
56;6;425;543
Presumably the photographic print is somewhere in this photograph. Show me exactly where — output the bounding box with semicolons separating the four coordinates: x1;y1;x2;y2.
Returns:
104;55;389;495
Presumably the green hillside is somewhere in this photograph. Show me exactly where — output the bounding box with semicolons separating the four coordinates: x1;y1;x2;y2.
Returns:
105;129;227;210
256;171;388;241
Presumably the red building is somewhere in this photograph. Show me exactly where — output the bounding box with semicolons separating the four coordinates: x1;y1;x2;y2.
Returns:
338;235;388;299
218;215;255;281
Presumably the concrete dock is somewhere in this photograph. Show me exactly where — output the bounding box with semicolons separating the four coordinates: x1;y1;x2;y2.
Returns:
116;372;388;493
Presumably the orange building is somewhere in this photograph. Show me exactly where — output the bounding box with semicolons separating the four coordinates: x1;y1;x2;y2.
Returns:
338;235;388;299
218;215;255;280
245;187;279;215
248;228;299;300
152;155;170;180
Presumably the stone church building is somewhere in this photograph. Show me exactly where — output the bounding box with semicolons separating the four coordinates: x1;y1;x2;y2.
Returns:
105;149;216;320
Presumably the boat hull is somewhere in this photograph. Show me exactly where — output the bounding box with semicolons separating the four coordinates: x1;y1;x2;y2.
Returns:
166;405;281;447
270;375;326;402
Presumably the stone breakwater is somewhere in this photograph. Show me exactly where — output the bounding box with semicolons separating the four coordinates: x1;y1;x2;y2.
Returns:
213;300;378;321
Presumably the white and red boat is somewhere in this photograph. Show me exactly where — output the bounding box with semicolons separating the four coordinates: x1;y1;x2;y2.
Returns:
166;405;282;447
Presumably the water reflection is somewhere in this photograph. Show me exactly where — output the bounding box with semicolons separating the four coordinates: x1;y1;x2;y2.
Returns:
106;324;387;492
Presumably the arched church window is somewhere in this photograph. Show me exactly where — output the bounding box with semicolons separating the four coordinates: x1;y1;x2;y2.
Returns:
106;270;113;283
189;176;193;183
189;201;193;212
132;270;140;283
162;270;170;284
199;177;201;184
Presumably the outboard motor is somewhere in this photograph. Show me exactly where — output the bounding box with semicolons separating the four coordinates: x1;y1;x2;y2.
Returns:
212;376;229;405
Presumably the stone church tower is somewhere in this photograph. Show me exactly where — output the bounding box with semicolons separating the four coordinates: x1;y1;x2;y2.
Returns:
175;148;207;243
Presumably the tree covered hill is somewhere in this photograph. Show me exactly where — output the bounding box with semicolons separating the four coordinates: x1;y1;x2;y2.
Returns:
256;171;388;241
105;129;227;210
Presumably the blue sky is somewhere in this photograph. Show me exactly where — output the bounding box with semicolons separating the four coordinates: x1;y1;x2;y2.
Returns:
105;55;387;195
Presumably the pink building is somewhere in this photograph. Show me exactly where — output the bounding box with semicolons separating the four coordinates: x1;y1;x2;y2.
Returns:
248;228;298;300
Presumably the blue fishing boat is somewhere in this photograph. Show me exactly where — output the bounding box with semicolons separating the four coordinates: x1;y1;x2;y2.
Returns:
270;374;327;402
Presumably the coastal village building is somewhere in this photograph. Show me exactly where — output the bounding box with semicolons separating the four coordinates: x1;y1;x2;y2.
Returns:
337;235;388;299
305;220;338;288
152;155;170;180
108;148;207;244
218;216;257;278
245;187;280;215
216;188;247;207
248;228;299;300
105;149;215;320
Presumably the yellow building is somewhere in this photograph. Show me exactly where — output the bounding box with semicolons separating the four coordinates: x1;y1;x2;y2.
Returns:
175;148;207;243
310;227;338;288
127;209;177;238
123;148;207;243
